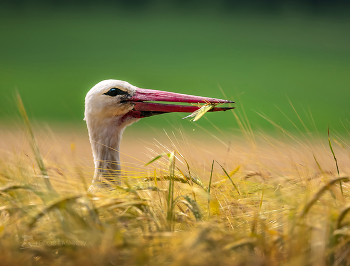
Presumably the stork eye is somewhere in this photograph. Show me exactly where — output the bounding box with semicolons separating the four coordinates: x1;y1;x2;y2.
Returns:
104;88;129;97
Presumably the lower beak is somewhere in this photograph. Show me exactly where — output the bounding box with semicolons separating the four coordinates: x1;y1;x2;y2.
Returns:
126;88;234;118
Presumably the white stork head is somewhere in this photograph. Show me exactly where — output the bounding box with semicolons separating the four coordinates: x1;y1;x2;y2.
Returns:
84;80;139;128
84;79;234;190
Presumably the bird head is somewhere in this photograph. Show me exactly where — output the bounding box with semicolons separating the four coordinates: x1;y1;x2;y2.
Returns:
84;79;234;129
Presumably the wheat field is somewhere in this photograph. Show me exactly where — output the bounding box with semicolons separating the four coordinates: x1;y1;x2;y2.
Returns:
0;107;350;266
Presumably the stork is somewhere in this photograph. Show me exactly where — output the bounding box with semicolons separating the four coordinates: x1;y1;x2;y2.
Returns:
84;79;234;192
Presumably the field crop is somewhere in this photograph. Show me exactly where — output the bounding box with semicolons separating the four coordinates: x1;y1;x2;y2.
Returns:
0;101;349;265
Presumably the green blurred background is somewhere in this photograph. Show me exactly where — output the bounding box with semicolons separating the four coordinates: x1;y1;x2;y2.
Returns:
0;0;349;135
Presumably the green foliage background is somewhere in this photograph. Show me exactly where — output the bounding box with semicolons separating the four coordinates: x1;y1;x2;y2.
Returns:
0;5;349;133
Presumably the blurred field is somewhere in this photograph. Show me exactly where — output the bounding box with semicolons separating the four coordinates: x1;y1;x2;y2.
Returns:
0;8;350;133
1;116;350;265
1;121;349;181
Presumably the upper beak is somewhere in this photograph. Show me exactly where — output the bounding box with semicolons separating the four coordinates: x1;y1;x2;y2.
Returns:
130;88;234;104
125;88;234;118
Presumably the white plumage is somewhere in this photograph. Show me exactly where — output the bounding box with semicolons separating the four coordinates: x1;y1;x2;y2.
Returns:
85;79;234;192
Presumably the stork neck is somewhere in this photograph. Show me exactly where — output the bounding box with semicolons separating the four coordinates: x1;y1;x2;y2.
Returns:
87;118;125;185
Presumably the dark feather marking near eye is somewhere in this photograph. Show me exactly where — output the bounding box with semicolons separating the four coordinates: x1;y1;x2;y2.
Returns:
104;88;129;97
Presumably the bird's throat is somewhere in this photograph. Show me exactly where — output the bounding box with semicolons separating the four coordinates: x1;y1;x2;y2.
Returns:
87;117;125;187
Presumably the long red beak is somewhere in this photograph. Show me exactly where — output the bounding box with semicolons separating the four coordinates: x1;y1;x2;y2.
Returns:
130;88;233;104
124;88;234;119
